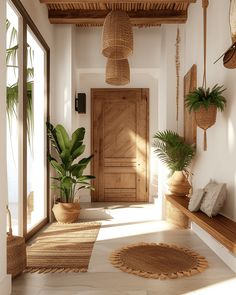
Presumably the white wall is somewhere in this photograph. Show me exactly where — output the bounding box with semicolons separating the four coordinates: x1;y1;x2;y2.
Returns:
77;27;161;69
185;0;236;221
52;25;74;132
0;1;12;294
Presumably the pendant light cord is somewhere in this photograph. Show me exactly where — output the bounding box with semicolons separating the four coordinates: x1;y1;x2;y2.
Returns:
202;0;209;88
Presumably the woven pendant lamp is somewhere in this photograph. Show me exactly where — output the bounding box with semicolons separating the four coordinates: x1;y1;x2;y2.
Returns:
102;10;133;60
106;59;130;86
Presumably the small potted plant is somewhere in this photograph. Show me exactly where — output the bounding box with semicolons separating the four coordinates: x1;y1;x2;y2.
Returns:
47;122;95;223
185;84;226;150
153;130;195;196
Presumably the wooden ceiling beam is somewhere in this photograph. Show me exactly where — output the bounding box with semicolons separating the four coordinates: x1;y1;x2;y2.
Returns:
49;9;187;25
40;0;196;4
49;17;187;25
49;9;187;19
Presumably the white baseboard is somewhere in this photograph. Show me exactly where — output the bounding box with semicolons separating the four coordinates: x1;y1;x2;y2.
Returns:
0;275;11;295
192;222;236;273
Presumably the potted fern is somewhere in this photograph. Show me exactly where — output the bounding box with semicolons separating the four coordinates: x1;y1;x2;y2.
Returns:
153;130;195;196
47;122;95;223
185;84;226;150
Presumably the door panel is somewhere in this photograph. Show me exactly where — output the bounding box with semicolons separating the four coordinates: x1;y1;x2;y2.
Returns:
91;89;149;202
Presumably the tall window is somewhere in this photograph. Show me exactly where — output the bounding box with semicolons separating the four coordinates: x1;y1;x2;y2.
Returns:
6;3;19;235
26;29;47;232
6;0;49;238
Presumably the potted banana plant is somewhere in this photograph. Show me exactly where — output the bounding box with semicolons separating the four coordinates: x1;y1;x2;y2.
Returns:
47;122;95;223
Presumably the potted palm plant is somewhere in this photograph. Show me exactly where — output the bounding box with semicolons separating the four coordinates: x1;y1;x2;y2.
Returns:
153;130;195;196
47;122;95;223
185;84;226;150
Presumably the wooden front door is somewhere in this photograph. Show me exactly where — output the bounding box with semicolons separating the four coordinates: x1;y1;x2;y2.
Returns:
91;88;149;202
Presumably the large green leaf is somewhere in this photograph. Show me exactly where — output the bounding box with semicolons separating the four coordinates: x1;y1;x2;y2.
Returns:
70;127;85;154
46;122;61;153
72;144;85;160
77;175;95;181
50;160;65;177
60;149;72;168
61;176;74;190
71;155;94;178
55;124;70;152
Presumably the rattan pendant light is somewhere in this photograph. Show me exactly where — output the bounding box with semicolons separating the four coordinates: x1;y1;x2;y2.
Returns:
102;10;133;60
106;58;130;85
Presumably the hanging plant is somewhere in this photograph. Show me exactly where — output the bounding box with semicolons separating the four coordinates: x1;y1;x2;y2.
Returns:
185;85;226;150
185;0;227;150
185;85;226;112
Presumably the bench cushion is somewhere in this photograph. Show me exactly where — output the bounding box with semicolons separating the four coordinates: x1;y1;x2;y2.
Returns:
200;181;226;217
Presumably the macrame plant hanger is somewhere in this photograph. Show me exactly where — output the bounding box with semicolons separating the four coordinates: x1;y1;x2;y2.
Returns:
202;0;209;150
175;27;180;132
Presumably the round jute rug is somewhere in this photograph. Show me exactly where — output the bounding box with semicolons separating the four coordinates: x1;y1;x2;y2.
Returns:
109;243;208;280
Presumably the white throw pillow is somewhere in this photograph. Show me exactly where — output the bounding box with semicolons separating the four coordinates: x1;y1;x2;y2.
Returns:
188;189;206;212
200;181;227;217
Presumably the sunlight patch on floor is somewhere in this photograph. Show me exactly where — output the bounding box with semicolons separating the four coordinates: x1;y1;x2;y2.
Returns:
96;220;175;241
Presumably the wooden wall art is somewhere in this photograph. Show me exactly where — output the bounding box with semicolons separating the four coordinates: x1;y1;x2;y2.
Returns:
184;64;197;145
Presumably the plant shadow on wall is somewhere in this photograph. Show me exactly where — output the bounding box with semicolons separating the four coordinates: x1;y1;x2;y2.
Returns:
153;130;196;196
47;123;95;223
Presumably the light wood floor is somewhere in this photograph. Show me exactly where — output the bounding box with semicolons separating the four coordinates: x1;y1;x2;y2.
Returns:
12;204;236;295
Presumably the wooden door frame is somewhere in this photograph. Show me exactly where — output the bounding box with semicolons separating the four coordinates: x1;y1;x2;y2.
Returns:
91;88;149;203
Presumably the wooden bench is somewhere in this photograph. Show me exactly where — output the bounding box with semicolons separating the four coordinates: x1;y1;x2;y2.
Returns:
166;195;236;254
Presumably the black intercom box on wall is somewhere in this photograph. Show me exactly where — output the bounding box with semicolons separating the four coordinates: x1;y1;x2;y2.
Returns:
75;93;86;114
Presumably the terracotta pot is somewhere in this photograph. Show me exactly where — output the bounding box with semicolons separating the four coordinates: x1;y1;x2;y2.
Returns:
167;171;191;196
52;202;80;223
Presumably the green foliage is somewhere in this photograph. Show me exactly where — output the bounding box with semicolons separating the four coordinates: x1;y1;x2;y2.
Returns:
47;123;95;203
153;130;195;175
6;19;34;145
185;84;226;112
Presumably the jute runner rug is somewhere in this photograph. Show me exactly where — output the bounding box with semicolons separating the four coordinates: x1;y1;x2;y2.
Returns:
24;222;101;274
110;242;208;280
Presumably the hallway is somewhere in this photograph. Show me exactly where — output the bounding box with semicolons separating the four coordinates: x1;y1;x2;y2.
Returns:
12;204;236;295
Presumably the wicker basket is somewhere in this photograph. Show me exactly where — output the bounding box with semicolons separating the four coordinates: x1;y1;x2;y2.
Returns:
7;206;26;278
52;202;80;223
102;10;133;60
106;58;130;85
195;105;217;150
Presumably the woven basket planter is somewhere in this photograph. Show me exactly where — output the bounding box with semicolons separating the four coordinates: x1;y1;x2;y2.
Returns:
7;235;26;278
106;58;130;85
6;206;26;278
167;171;191;197
195;105;217;150
102;10;133;60
52;202;80;223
